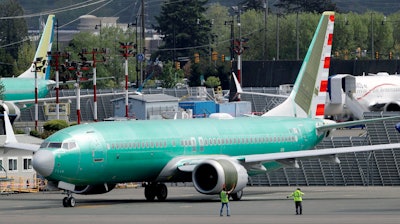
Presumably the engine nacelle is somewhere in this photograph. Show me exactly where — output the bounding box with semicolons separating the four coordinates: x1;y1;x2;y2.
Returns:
73;184;116;195
192;159;248;195
1;101;21;120
383;101;400;112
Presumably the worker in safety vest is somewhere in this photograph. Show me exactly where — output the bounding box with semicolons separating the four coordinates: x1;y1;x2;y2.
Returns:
220;183;235;216
287;188;304;215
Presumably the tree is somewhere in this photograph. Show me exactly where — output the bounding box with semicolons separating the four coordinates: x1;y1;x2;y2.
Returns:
158;61;184;88
204;76;221;88
0;0;28;76
153;0;212;62
274;0;338;14
240;0;264;11
63;26;137;88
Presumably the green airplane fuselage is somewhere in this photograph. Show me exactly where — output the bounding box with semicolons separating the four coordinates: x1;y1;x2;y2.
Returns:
1;78;51;101
41;117;326;185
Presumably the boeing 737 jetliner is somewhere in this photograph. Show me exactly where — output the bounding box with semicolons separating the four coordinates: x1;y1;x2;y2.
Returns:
325;72;400;120
1;14;56;118
4;12;400;208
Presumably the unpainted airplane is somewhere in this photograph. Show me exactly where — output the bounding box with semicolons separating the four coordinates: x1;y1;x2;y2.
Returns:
4;11;400;207
325;72;400;120
1;15;56;119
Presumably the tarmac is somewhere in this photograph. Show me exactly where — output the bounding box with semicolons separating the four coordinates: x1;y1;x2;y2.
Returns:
1;186;400;224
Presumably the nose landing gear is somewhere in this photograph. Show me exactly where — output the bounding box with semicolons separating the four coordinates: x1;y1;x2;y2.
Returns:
62;191;76;207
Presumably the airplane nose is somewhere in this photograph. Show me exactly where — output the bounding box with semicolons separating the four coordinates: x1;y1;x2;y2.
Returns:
33;150;55;177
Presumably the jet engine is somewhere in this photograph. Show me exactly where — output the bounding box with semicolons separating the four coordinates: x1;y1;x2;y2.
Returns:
72;184;116;195
383;101;400;112
192;159;248;195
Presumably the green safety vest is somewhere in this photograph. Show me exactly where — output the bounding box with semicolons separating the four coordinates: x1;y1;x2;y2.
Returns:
291;190;304;202
220;190;229;203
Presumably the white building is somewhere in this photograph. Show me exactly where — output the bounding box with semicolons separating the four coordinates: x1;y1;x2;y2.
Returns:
0;135;43;192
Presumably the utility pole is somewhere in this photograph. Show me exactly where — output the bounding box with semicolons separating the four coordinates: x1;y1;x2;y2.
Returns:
119;42;135;118
140;0;145;86
47;51;70;120
264;0;268;60
79;48;107;121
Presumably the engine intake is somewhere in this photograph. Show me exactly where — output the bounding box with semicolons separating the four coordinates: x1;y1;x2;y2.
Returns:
192;159;248;195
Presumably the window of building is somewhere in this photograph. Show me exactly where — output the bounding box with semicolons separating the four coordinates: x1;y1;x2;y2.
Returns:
0;158;4;173
8;158;17;172
23;157;33;171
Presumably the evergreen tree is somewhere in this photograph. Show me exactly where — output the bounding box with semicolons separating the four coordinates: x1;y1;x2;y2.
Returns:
274;0;338;13
153;0;212;62
240;0;265;11
0;0;28;76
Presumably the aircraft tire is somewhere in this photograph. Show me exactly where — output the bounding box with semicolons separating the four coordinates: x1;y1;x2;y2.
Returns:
231;190;243;201
68;197;76;207
144;185;156;201
156;183;168;201
62;197;69;207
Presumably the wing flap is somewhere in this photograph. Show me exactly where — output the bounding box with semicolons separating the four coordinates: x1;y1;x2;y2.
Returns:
238;143;400;164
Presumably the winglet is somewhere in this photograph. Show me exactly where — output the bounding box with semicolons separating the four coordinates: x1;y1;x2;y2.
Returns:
4;111;17;144
4;111;40;152
232;72;243;94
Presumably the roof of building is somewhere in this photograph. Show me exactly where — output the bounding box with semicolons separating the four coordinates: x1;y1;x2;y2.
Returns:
111;94;179;103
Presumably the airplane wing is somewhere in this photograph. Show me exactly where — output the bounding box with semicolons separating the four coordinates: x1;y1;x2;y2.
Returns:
237;143;400;164
157;141;400;178
232;72;288;99
11;91;142;107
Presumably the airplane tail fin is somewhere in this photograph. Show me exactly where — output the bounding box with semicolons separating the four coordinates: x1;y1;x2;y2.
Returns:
263;11;335;118
18;14;55;79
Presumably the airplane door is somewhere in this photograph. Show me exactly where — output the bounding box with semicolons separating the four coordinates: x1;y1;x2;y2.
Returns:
88;132;106;165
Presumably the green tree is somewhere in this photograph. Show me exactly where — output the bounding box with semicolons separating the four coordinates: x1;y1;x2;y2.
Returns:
63;26;137;88
153;0;212;62
0;0;28;76
204;76;221;88
240;0;265;11
274;0;338;13
159;61;184;88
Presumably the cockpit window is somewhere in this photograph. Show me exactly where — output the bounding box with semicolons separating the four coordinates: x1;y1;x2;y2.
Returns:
40;142;49;148
40;141;77;150
48;142;62;148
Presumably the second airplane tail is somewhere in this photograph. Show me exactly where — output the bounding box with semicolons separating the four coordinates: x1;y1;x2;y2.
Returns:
18;14;55;80
263;11;335;119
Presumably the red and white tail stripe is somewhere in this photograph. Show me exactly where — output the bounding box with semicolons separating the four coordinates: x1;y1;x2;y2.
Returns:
315;14;335;118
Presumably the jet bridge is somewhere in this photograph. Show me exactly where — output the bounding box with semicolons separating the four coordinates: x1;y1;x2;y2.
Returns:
326;74;368;120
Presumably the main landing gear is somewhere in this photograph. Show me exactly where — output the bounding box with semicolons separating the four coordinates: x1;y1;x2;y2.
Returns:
231;190;243;201
143;183;168;201
62;191;76;207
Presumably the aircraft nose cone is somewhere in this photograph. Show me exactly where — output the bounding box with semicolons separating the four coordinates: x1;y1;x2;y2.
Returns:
33;150;54;177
